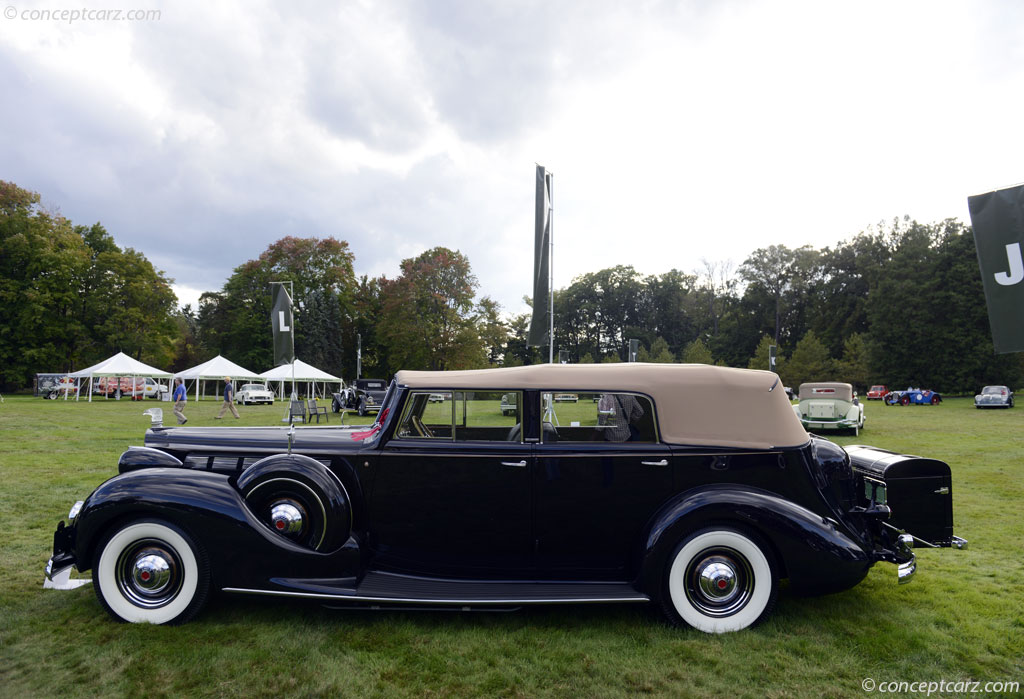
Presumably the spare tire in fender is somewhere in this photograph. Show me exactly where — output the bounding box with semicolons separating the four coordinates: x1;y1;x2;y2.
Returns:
237;454;351;552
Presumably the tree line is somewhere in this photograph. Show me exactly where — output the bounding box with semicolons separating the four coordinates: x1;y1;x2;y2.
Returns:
2;180;1021;394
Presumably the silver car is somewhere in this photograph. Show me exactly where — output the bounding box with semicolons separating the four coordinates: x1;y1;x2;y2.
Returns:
974;385;1014;409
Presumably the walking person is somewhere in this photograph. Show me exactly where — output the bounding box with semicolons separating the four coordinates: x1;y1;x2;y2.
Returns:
172;377;188;425
215;376;240;419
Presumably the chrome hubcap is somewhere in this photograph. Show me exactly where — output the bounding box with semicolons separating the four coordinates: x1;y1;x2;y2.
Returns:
132;552;172;593
269;501;305;535
685;549;753;617
698;560;737;600
116;541;183;608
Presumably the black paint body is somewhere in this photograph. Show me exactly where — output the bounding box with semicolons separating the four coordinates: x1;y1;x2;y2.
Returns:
51;382;954;608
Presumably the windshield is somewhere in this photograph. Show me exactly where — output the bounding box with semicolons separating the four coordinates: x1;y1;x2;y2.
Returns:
240;384;265;391
351;379;398;443
982;386;1006;395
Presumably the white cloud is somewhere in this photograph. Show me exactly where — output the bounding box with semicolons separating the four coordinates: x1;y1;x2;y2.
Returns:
3;0;1024;318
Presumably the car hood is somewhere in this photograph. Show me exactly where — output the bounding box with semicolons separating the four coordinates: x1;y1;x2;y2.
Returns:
144;424;374;456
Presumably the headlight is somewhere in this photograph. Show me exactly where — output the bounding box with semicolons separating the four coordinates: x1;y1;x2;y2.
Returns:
67;500;84;523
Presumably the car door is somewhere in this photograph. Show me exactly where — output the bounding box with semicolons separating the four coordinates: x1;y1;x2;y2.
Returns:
533;391;672;577
369;390;534;577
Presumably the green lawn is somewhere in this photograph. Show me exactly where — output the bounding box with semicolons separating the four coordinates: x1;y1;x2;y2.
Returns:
0;394;1021;697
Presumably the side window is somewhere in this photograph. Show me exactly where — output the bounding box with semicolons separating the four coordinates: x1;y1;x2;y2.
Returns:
540;392;657;443
394;390;522;442
396;392;454;440
453;391;522;442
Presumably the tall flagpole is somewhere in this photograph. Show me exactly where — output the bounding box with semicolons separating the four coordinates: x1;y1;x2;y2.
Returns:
288;281;296;400
548;173;554;364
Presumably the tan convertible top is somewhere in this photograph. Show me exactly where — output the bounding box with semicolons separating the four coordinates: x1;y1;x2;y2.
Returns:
396;363;808;450
798;382;854;402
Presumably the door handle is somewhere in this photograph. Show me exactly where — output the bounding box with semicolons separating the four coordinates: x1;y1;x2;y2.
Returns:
641;459;668;467
501;460;527;468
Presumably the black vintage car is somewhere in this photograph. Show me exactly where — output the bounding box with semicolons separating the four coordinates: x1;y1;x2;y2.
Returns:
331;378;388;416
45;364;965;633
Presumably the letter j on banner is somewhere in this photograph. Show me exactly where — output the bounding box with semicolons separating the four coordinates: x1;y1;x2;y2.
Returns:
271;283;295;366
968;184;1024;353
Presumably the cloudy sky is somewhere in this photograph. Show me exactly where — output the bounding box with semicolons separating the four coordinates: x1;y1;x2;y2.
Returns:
3;0;1023;314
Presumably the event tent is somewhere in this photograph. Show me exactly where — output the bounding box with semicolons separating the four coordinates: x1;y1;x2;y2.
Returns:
173;355;262;401
260;359;343;400
68;351;172;402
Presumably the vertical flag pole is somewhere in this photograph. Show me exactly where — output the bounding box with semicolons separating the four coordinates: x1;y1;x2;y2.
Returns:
288;281;296;400
548;172;554;364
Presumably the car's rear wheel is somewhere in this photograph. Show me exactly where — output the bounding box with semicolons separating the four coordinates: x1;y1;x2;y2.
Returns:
900;396;910;406
930;395;940;405
93;519;209;625
661;528;777;633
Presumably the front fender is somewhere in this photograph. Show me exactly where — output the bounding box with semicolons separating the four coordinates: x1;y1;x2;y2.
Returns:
636;484;872;597
71;468;361;588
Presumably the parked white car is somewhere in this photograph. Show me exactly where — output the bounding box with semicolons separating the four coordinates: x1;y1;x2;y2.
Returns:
793;382;865;435
236;383;274;405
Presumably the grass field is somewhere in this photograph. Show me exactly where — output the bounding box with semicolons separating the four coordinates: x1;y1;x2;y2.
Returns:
1;394;1022;697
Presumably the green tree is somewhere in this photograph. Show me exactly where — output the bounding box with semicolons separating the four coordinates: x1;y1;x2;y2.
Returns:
198;237;357;374
377;247;484;373
836;333;872;392
747;335;784;375
475;297;508;366
0;182;179;389
642;336;676;363
681;338;713;364
783;330;834;386
738;245;798;344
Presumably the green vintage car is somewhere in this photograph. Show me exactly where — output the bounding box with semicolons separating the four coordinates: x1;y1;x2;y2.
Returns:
793;382;865;435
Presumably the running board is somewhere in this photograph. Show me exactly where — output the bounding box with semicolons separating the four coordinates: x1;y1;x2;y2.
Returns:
223;571;649;606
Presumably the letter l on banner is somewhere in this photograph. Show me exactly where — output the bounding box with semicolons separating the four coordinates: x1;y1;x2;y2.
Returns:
271;283;295;366
967;184;1024;353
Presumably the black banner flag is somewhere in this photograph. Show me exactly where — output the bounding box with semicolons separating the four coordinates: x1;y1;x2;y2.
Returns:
967;184;1024;354
271;283;295;366
528;165;552;347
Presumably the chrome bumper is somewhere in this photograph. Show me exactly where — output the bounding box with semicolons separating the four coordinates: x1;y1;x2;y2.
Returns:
893;533;968;584
43;556;91;590
896;534;916;585
43;501;91;590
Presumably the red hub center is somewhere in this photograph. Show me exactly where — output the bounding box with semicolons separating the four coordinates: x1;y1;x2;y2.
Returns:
140;571;151;582
275;520;286;530
717;579;728;590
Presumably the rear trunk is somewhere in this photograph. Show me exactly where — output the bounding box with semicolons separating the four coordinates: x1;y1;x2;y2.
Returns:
846;445;954;546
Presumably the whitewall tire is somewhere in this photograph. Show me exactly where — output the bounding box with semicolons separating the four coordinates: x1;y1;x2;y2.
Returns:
663;528;777;633
94;520;209;625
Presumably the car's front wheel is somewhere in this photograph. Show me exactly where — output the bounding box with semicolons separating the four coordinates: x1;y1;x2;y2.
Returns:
661;528;778;633
93;519;210;625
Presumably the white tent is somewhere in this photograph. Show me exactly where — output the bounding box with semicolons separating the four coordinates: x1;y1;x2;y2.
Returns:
68;351;172;402
260;359;343;400
174;355;263;401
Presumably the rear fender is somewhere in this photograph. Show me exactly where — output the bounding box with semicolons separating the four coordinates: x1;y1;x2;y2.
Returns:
72;468;361;588
636;485;872;597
